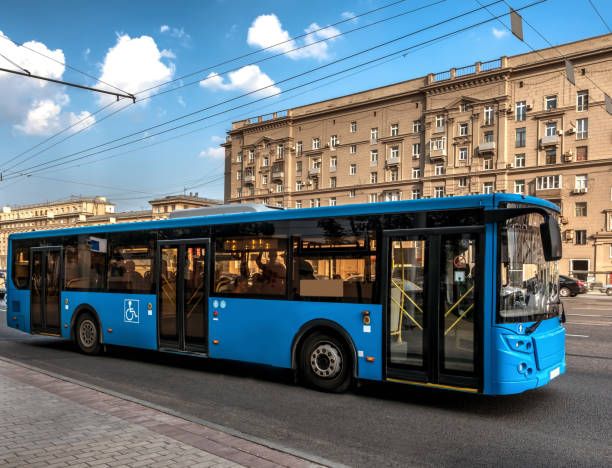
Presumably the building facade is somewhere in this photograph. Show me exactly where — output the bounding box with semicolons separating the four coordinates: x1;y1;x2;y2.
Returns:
223;33;612;284
0;194;221;269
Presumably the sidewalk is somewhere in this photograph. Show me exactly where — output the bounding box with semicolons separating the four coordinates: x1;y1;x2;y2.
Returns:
0;359;323;468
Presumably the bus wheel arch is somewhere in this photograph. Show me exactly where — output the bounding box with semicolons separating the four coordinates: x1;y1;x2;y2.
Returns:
292;320;357;393
71;304;103;355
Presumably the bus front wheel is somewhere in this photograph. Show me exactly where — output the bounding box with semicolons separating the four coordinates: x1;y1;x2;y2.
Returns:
75;312;101;355
300;332;351;393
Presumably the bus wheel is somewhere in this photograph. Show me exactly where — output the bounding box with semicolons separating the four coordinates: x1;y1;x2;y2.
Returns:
75;312;101;355
300;332;351;393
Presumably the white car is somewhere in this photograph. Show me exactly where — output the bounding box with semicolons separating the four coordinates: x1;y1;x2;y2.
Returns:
599;284;612;296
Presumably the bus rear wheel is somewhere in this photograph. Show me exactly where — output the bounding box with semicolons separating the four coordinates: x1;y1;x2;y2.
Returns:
75;312;101;355
300;332;351;393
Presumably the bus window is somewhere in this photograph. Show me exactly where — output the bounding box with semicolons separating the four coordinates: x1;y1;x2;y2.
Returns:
107;232;154;293
11;244;30;289
64;235;107;290
214;236;287;296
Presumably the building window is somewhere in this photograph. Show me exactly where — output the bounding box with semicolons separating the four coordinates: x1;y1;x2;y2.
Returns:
263;156;269;167
370;172;378;183
296;200;302;209
434;163;445;175
516;127;526;147
576;146;588;161
350;121;357;133
576;118;588;140
330;177;337;188
313;159;321;169
370;128;378;143
516;101;526;121
370;150;379;166
391;124;399;136
514;179;525;194
412;143;421;156
458;177;467;188
545;149;556;165
483;182;493;194
411;188;421;199
483;131;494;143
237;170;242;181
330;156;337;169
296;161;302;175
434;186;444;197
545;95;557;110
575;202;587;217
277;144;284;157
262;174;268;185
369;193;377;203
276;182;283;193
575;174;588;189
390;168;398;181
349;189;355;198
350;163;357;175
430;137;446;151
435;115;444;130
315;199;321;207
329;197;336;206
237;151;242;162
577;90;588;112
385;191;400;202
350;144;357;154
248;186;255;196
575;230;587;245
237;188;242;198
412;167;420;179
276;201;283;208
297;141;302;154
296;181;303;191
249;150;254;162
536;175;561;190
459;123;468;136
389;146;399;160
515;153;525;167
459;147;467;161
483;158;493;170
313;138;320;149
330;135;338;149
460;103;468;112
545;122;557;136
484;106;494;125
310;199;315;208
413;120;422;132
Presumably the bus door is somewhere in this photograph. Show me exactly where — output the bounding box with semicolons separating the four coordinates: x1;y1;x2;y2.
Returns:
157;239;210;354
383;228;482;391
30;246;62;336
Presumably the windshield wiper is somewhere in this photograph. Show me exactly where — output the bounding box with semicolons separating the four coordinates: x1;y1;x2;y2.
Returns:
525;318;544;334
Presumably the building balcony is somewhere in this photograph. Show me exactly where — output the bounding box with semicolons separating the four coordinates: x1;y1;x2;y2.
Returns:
477;141;496;154
540;135;559;147
433;126;445;134
329;166;336;173
386;156;401;165
244;175;255;183
429;148;446;160
272;171;284;179
308;167;321;176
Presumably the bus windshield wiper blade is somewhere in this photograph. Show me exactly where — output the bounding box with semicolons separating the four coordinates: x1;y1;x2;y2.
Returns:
525;318;544;334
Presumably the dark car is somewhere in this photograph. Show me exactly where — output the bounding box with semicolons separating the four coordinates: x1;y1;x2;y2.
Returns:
559;275;587;297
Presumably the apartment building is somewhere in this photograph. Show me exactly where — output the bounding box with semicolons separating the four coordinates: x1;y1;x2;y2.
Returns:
223;33;612;284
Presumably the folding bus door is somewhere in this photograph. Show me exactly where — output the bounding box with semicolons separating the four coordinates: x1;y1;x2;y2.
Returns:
158;239;210;353
384;228;482;391
30;246;62;336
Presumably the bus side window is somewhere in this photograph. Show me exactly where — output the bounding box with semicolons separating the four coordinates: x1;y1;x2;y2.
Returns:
12;245;30;289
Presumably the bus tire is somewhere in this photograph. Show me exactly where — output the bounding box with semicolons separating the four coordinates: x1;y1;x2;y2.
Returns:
299;331;351;393
75;312;101;355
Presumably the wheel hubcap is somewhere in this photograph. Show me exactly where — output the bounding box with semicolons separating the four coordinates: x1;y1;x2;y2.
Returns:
310;342;341;378
80;320;97;347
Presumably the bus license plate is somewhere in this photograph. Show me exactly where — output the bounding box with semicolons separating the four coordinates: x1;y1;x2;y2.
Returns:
550;367;560;380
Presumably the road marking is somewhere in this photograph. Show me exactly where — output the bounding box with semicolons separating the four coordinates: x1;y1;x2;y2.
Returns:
566;321;611;326
566;334;589;338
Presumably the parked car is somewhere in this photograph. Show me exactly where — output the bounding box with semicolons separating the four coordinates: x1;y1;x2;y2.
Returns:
559;275;587;297
599;284;612;296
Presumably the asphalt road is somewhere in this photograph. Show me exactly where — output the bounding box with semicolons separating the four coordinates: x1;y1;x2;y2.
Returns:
1;295;611;467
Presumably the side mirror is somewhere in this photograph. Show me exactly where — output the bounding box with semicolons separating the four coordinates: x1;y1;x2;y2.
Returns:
540;216;562;261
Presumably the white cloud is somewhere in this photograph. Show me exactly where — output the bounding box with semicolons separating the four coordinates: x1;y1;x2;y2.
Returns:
492;27;509;39
225;24;237;39
160;25;169;33
160;48;176;59
0;30;77;135
177;95;186;107
159;24;191;47
199;65;280;98
69;111;96;133
199;147;225;159
210;135;224;142
341;11;358;23
247;14;340;61
96;33;175;104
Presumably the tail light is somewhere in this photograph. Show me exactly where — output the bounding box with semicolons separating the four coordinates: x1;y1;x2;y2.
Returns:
576;281;585;286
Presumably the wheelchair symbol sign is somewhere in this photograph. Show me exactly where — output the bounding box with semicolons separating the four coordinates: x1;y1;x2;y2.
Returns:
124;299;140;323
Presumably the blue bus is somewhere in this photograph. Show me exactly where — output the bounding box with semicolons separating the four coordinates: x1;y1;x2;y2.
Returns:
6;194;565;394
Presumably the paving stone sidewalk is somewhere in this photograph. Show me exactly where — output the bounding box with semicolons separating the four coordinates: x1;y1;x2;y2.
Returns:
0;359;322;468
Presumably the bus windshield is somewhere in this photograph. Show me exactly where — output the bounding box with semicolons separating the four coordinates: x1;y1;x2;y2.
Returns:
499;212;559;323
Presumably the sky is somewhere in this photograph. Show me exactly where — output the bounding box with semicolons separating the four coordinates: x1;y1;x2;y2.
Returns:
0;0;611;212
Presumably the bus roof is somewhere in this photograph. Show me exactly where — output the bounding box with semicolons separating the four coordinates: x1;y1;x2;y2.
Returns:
9;194;559;240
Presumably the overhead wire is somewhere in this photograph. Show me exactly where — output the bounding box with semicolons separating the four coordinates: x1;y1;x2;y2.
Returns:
3;0;521;180
587;0;611;33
